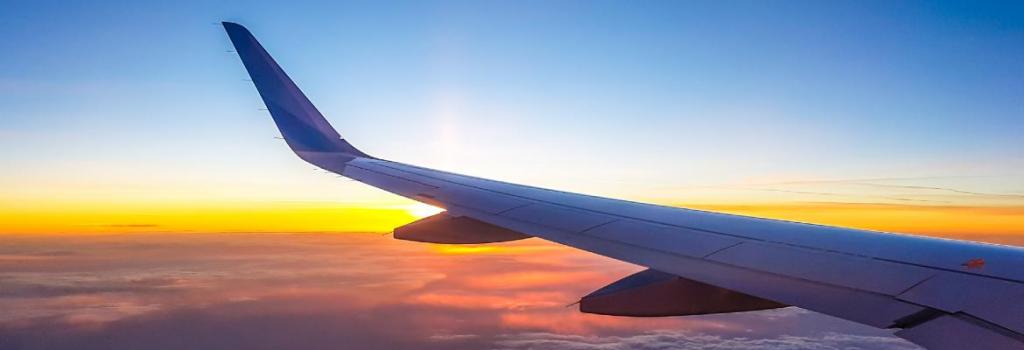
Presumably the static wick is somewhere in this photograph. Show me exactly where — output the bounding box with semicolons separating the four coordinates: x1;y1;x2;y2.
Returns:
962;258;986;269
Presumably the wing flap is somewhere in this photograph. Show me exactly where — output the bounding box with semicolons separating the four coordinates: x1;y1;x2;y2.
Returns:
898;272;1024;335
895;314;1024;350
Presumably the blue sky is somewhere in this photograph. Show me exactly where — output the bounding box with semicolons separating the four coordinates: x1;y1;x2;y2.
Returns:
1;0;1022;208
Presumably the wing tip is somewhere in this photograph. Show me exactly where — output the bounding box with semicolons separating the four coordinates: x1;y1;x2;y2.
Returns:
221;21;243;29
221;20;373;167
221;22;249;36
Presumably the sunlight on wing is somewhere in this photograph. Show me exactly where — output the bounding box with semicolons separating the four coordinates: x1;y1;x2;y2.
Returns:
405;202;446;218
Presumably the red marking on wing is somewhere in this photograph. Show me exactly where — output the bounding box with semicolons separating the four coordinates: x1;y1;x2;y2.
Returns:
962;258;986;269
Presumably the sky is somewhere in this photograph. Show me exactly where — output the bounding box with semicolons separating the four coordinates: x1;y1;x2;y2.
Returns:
0;1;1023;348
2;1;1023;236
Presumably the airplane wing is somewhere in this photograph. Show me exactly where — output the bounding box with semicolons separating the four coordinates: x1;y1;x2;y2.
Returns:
222;22;1024;350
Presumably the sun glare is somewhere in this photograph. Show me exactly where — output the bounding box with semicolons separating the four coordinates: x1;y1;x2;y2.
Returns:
405;203;445;219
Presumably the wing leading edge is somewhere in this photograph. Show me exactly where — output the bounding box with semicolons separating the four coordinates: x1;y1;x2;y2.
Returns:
223;22;1024;350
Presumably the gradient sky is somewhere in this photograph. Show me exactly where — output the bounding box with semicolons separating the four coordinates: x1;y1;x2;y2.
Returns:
1;0;1024;222
2;0;1024;229
3;1;1024;236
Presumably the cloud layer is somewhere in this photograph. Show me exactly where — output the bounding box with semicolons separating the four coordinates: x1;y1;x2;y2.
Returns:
0;233;919;349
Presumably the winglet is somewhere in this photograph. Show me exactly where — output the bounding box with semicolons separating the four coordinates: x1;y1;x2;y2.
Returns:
222;22;371;167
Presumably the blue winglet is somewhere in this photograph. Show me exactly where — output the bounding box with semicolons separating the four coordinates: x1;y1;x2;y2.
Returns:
223;22;371;164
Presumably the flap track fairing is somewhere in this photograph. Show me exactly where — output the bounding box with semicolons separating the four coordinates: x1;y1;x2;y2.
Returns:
394;213;531;244
580;268;787;317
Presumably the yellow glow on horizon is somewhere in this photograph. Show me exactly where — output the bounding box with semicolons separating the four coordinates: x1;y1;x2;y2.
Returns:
432;245;501;255
684;202;1024;239
0;199;419;235
2;195;1022;242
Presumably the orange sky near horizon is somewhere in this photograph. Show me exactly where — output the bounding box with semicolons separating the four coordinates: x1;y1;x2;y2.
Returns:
3;197;1022;246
